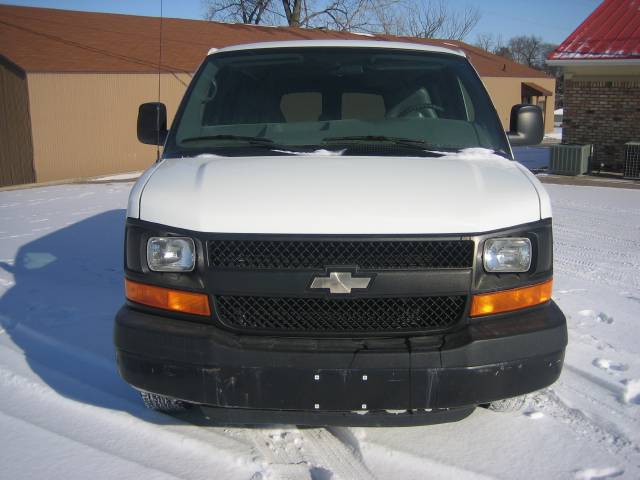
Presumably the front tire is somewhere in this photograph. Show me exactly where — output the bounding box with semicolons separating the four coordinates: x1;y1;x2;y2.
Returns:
140;391;190;413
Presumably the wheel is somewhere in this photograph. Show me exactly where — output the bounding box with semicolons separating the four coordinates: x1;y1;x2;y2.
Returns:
140;391;190;413
486;395;528;413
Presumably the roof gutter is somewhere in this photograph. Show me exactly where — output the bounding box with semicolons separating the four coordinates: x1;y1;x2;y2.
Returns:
546;58;640;66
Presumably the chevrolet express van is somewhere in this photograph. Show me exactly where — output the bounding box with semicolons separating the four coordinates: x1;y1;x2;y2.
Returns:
115;40;567;425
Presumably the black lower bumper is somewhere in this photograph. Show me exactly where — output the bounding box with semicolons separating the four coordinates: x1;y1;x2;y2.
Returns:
115;301;566;425
194;404;476;427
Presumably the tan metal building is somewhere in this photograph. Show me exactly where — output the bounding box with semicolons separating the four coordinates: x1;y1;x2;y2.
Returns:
0;5;555;187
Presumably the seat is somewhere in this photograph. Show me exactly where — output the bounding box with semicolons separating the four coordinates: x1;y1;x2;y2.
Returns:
386;88;439;119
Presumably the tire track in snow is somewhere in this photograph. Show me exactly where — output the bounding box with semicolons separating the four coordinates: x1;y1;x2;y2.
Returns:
553;226;640;290
0;349;257;480
246;428;313;479
554;243;640;291
550;186;640;293
554;224;639;252
560;365;640;428
354;437;497;480
551;194;640;215
238;427;375;480
302;428;375;480
530;387;640;468
0;410;184;480
554;257;640;290
0;325;373;480
531;389;630;453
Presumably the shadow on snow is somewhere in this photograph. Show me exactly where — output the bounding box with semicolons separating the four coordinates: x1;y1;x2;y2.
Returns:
0;209;296;429
0;209;183;423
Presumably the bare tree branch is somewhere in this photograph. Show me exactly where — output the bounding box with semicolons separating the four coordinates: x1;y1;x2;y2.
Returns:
204;0;276;24
508;35;543;67
203;0;480;39
372;0;480;40
475;32;493;51
475;33;558;72
474;32;506;54
281;0;303;26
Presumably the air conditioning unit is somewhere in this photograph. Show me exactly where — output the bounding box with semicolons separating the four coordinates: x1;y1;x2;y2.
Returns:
624;142;640;180
550;144;591;176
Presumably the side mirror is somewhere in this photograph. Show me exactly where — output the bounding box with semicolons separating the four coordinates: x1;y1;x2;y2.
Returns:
507;104;544;146
137;102;168;145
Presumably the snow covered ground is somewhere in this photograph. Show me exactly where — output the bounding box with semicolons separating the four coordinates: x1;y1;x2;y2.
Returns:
545;127;563;141
513;146;551;172
0;181;639;479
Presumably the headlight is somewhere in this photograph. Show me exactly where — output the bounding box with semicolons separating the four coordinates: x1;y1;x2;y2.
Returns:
483;237;531;273
147;237;195;272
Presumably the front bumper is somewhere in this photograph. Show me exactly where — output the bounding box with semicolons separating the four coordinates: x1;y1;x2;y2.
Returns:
115;301;566;424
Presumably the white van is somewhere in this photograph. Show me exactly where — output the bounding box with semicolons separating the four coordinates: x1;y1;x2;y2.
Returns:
115;40;566;425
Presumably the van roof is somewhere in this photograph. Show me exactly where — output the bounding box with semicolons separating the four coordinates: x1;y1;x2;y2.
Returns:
209;40;466;57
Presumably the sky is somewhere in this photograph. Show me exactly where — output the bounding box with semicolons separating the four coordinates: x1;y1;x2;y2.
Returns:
1;0;601;44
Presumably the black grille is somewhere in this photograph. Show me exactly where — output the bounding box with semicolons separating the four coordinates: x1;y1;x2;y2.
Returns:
209;239;473;270
214;295;466;334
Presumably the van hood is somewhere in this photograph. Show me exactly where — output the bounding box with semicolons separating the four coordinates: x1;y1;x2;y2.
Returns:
133;151;544;234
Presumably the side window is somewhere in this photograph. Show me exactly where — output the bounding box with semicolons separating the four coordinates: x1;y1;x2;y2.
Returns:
280;92;322;122
342;93;385;120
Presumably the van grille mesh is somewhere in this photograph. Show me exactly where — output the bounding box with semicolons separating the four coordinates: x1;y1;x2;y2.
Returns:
208;239;473;270
214;295;466;334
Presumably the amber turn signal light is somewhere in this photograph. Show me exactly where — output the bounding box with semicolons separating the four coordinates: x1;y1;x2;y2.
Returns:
125;279;211;316
470;279;553;317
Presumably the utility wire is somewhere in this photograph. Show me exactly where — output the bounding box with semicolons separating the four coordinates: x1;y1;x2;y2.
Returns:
0;18;191;77
157;0;163;161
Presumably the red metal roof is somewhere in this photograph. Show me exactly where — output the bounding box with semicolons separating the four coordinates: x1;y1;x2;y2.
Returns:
549;0;640;61
0;5;549;78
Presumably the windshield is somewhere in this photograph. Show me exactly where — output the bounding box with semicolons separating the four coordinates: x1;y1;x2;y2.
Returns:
164;47;510;157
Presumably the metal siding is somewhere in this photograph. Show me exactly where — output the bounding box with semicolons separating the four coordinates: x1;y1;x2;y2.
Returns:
0;59;35;186
27;73;189;182
549;0;640;61
23;72;556;184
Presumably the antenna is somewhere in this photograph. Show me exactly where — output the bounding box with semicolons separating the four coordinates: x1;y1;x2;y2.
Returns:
156;0;163;161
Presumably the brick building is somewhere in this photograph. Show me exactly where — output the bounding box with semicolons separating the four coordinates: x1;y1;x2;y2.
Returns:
547;0;640;171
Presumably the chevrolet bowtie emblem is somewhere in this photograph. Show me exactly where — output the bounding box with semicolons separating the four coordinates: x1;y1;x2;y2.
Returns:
310;272;372;294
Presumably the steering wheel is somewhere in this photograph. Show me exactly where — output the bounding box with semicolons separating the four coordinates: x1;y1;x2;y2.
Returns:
394;103;444;118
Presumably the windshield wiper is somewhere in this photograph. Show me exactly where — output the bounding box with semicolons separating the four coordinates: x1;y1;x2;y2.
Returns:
322;135;436;149
180;134;275;145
